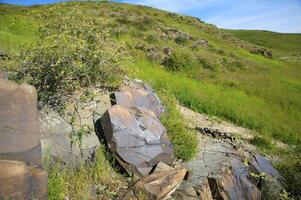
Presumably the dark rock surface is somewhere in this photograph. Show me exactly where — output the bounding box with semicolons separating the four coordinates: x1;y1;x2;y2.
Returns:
101;105;174;176
0;79;41;165
171;133;284;200
250;154;283;180
112;79;165;118
208;158;261;200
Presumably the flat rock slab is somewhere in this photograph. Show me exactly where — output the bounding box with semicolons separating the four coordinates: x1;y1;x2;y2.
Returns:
0;159;47;199
113;80;165;117
134;162;187;200
101;105;174;176
0;79;41;165
208;158;261;200
173;135;283;200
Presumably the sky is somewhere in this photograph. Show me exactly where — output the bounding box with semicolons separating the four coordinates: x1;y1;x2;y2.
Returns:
1;0;301;33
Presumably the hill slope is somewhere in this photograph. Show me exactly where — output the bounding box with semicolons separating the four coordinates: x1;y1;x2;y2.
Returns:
225;29;301;53
0;2;300;198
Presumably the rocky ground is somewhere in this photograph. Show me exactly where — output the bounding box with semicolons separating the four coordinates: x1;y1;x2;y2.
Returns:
0;74;285;199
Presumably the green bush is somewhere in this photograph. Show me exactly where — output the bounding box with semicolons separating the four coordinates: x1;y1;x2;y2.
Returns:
10;10;125;108
175;35;188;45
146;34;158;43
198;57;217;71
163;51;197;71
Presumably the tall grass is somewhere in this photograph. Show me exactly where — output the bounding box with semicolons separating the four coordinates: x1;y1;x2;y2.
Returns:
47;146;126;200
130;59;301;146
159;92;198;161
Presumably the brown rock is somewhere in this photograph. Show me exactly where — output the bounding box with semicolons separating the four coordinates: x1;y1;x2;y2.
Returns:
112;80;165;117
208;158;261;200
0;71;7;79
134;167;187;199
0;80;41;165
250;154;282;180
101;105;174;176
0;159;47;199
197;179;213;200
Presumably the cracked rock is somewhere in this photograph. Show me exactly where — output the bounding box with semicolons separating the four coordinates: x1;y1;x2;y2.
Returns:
112;79;165;118
101;105;174;176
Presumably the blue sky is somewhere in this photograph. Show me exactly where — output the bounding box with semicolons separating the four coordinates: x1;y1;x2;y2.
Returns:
1;0;301;33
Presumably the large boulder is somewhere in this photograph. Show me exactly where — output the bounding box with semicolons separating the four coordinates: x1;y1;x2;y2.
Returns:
101;105;174;176
0;159;47;200
0;79;41;165
112;80;165;118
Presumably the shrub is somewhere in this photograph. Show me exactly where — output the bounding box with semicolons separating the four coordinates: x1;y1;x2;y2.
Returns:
10;10;125;109
175;35;188;45
146;34;158;43
163;51;197;71
198;57;217;71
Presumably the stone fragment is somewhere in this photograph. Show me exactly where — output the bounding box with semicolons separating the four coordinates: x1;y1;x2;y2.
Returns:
112;79;165;117
208;158;261;200
134;167;187;199
0;80;41;165
250;154;282;180
194;179;213;200
101;105;174;176
0;159;47;199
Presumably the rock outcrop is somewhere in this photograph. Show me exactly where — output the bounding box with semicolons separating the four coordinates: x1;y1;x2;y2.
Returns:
0;77;47;199
0;160;47;199
101;105;173;176
101;80;174;176
0;79;41;165
112;79;165;117
171;106;284;200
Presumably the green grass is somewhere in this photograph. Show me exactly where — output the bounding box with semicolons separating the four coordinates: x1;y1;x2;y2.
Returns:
225;29;301;55
47;146;126;200
130;59;300;145
1;2;301;198
159;92;198;161
0;5;39;54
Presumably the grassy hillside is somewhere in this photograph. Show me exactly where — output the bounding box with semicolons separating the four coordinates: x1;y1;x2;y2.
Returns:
225;29;301;61
0;2;300;198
